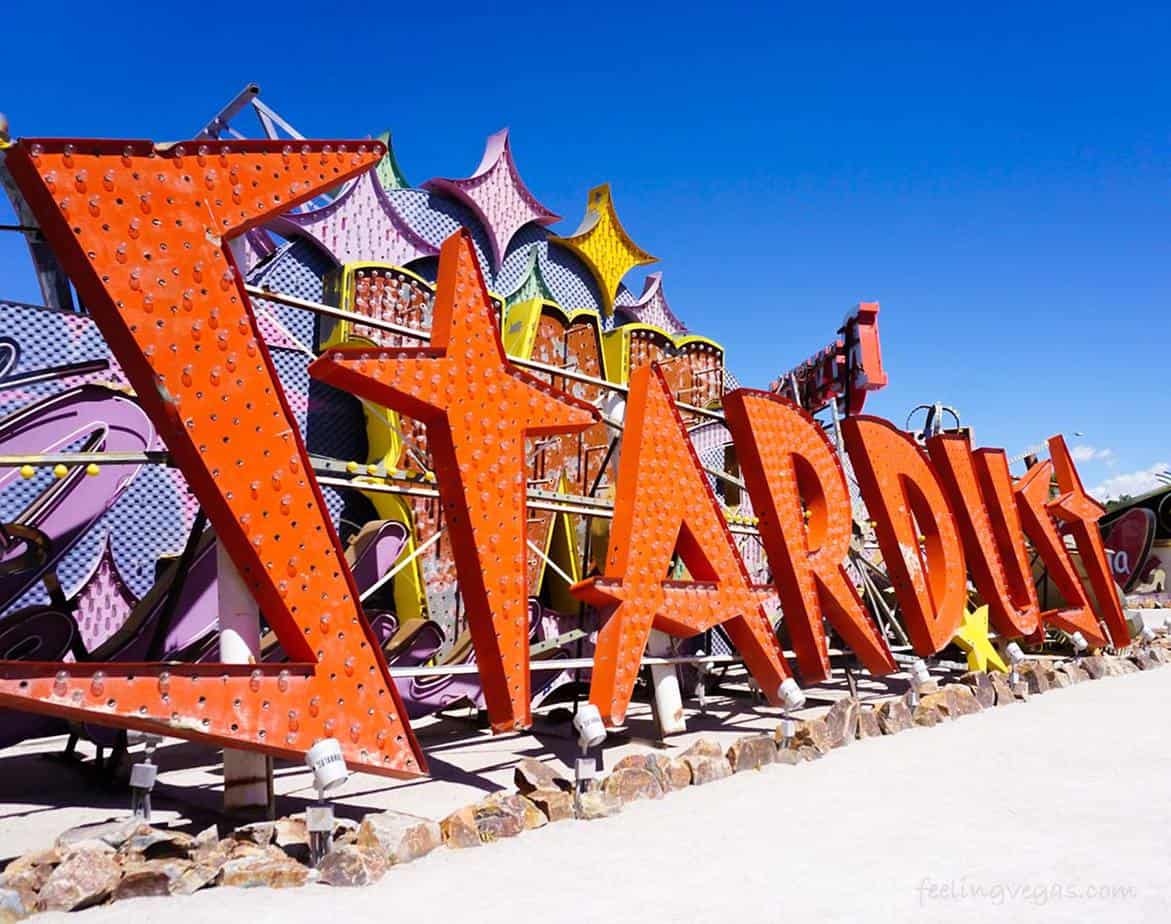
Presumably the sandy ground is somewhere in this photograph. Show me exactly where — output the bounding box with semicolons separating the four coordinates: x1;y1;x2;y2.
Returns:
17;663;1171;923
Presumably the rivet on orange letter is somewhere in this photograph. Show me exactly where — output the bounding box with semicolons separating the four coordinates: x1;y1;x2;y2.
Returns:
1014;457;1108;647
1;138;425;777
926;435;1041;638
310;230;599;731
571;366;791;725
723;390;894;681
841;416;966;654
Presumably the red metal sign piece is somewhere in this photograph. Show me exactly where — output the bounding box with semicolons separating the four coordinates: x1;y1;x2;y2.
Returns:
572;366;791;725
723;389;895;680
1;138;426;777
1046;435;1130;646
926;435;1041;638
1014;460;1108;647
841;416;966;654
310;230;600;731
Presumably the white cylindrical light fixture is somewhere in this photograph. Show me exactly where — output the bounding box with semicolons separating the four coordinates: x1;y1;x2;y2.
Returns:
778;677;806;711
305;737;349;796
573;702;607;750
1070;631;1089;653
909;658;931;689
1005;641;1025;666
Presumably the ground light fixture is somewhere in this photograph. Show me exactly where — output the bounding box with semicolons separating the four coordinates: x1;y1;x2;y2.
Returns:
1070;631;1089;657
571;704;607;815
907;658;931;707
694;650;711;715
777;678;805;749
1005;641;1026;688
127;731;162;822
1139;625;1156;645
304;738;348;866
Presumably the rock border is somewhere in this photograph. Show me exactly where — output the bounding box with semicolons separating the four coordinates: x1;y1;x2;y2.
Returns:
2;644;1167;917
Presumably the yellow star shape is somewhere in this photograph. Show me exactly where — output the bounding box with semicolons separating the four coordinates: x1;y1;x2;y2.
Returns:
552;183;656;315
952;605;1008;673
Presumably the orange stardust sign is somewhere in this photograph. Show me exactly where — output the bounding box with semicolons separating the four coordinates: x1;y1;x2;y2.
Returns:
0;136;1129;770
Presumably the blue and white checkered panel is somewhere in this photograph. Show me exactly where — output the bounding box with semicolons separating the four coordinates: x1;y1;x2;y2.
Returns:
0;301;123;419
385;188;494;281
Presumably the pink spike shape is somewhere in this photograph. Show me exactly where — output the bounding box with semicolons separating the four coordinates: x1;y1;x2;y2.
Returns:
423;129;560;271
618;273;687;333
269;170;436;267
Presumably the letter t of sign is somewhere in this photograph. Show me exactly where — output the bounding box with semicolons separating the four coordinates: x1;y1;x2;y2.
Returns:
311;230;600;731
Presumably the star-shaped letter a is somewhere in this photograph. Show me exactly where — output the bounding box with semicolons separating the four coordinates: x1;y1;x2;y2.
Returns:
310;230;599;731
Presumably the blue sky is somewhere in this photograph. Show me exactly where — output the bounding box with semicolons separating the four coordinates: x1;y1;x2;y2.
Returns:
2;2;1168;499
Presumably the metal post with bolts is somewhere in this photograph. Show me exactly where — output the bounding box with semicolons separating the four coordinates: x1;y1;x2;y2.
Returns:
128;731;162;822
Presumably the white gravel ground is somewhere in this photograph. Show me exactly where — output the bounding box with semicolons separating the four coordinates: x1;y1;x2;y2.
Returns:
38;663;1171;923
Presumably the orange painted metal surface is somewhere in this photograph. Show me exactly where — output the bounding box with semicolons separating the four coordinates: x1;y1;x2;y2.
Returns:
723;389;894;681
926;435;1041;638
572;366;790;725
1014;458;1108;647
841;416;966;654
310;231;599;731
1;138;425;776
1047;435;1129;646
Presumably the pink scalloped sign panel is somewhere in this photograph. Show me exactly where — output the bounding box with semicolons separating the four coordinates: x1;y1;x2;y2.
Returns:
423;129;560;269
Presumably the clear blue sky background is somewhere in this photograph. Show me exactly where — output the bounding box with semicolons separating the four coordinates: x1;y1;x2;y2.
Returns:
2;2;1168;498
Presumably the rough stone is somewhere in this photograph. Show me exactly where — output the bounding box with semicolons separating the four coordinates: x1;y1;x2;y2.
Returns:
875;696;913;734
912;704;943;727
823;698;860;748
514;757;570;794
791;718;833;754
37;849;121;912
355;810;442;864
959;671;997;709
0;889;29;924
856;707;882;739
316;845;388;888
217;851;310;889
946;684;984;717
1082;656;1109;679
232;821;275;848
119;826;197;861
0;849;60;895
112;870;171;901
472;793;528;842
989;671;1023;704
602;766;664;802
1022;662;1064;692
515;796;548;830
524;787;575;822
172;861;223;896
774;749;803;766
681;740;733;785
439;806;481;849
613;753;691;792
56;818;141;852
726;735;777;772
576;790;622;820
